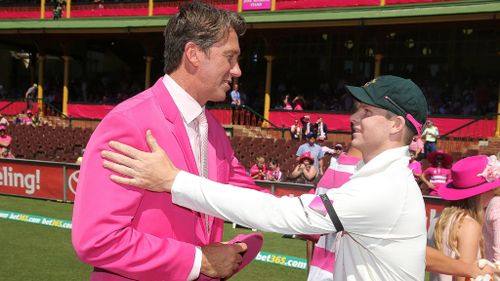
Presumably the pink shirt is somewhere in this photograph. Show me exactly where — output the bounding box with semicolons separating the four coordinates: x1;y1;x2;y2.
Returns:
265;167;282;181
423;167;451;196
250;164;267;180
0;135;12;147
408;161;422;175
484;196;500;261
409;138;424;152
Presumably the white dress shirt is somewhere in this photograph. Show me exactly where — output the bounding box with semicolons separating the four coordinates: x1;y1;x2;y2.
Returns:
162;74;204;281
172;146;427;281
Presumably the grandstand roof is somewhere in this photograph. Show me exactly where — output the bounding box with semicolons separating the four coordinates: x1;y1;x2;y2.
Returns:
0;0;498;34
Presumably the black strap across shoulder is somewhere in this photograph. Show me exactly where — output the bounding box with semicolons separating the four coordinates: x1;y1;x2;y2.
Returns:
319;193;344;232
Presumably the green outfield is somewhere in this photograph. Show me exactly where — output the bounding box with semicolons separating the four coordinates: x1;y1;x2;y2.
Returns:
0;195;433;281
0;195;307;281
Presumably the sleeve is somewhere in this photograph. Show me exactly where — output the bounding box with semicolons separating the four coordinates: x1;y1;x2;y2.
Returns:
296;146;304;157
172;171;337;235
414;163;422;174
72;113;197;281
172;171;409;238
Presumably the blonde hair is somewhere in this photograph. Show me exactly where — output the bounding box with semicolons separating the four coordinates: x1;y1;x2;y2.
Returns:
434;195;484;258
255;156;265;164
494;187;500;196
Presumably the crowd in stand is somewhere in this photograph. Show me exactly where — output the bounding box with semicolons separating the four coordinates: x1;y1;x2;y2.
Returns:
270;76;498;116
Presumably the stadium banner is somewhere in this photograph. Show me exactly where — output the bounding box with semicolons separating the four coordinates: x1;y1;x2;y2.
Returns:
67;103;115;119
0;158;79;202
0;101;39;115
0;209;72;229
0;160;447;229
268;111;497;138
65;104;496;138
242;0;272;11
256;251;308;270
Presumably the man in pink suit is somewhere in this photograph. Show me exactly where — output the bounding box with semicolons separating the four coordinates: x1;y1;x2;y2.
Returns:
72;2;259;280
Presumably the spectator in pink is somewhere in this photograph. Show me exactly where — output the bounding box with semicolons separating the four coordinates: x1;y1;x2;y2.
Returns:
292;96;305;110
408;149;423;185
283;94;293;110
485;187;500;262
0;125;12;148
22;110;34;125
410;135;424;160
289;152;317;184
431;154;499;281
265;159;282;182
421;150;452;196
307;146;361;281
1;147;15;159
290;119;302;140
250;156;267;180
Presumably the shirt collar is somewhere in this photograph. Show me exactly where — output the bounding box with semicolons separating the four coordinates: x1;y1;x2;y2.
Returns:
162;74;203;124
352;146;410;178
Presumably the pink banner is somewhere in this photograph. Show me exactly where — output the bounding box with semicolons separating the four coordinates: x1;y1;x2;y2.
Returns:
0;101;39;115
269;111;497;138
243;0;272;11
275;0;379;9
0;0;453;19
67;103;115;119
209;109;233;125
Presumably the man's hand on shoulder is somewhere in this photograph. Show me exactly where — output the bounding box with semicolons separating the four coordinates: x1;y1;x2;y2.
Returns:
101;130;178;192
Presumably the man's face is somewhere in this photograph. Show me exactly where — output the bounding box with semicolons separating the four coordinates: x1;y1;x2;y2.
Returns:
308;137;316;145
350;102;393;155
197;29;241;104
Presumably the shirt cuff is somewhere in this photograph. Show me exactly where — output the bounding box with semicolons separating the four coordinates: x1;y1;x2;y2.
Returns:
187;246;202;281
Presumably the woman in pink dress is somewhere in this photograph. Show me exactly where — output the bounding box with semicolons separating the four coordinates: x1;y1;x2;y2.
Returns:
431;155;499;281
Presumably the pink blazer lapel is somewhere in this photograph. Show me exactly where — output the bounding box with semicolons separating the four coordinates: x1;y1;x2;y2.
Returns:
150;79;199;175
151;78;214;243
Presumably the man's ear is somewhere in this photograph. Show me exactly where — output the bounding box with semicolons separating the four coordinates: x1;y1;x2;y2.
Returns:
184;42;201;67
391;115;406;135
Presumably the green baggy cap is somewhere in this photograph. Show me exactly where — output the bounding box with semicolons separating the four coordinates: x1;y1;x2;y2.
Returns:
346;75;428;135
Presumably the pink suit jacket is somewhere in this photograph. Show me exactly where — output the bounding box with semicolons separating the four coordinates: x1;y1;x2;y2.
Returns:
72;79;259;281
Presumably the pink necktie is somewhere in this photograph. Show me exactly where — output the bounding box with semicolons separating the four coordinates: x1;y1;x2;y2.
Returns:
197;112;208;179
197;112;209;234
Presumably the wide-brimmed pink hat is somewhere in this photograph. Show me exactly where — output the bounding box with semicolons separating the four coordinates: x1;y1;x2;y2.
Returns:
198;232;263;280
438;155;500;201
299;152;314;164
427;150;453;168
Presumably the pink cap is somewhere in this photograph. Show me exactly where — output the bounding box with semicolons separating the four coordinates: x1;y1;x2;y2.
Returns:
198;232;264;280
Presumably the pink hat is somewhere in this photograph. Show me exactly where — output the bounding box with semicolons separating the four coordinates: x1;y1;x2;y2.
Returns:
0;125;6;131
198;232;263;280
299;152;314;164
438;155;500;201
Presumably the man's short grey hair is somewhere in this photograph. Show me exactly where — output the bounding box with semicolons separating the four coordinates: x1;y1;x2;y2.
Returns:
163;1;246;74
